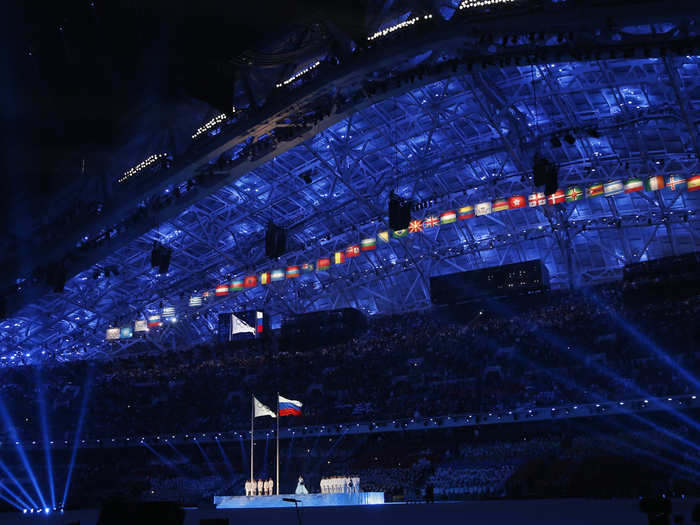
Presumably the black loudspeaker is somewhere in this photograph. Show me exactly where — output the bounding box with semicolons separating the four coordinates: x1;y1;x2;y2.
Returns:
97;501;185;525
150;243;172;274
265;222;287;258
388;193;411;231
157;247;172;275
46;262;67;293
533;154;558;195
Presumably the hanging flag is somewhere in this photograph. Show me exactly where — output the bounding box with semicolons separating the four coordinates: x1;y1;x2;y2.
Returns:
604;180;623;196
317;258;331;271
106;328;120;340
302;263;314;273
423;216;439;229
254;397;276;418
162;306;175;318
458;205;475;219
189;295;202;307
440;210;457;224
147;315;162;327
271;269;285;281
334;251;346;264
286;266;300;278
134;320;148;333
346;245;361;258
492;199;509;212
392;229;408;238
528;193;546;207
260;272;271;285
231;279;244;291
586;184;604;198
624;178;644;193
508;196;526;209
256;311;264;333
565;187;583;202
408;219;423;233
361;237;377;251
378;231;390;243
645;175;665;191
475;202;492;216
215;284;229;296
547;190;565;205
278;395;303;416
688;175;700;191
667;175;686;190
244;275;258;288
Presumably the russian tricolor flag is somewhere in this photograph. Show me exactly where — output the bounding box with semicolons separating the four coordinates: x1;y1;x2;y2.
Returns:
278;395;302;417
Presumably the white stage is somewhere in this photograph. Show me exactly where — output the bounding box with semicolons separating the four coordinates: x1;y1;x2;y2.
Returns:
214;492;385;509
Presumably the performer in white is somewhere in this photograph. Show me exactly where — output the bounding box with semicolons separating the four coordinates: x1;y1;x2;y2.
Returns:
295;475;309;495
353;476;360;493
257;478;263;496
267;477;274;496
245;479;251;496
263;478;269;496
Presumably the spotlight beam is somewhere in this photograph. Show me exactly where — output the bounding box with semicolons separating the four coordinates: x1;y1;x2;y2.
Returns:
215;439;235;477
477;291;700;447
0;480;31;510
0;459;38;508
61;369;93;508
167;443;188;463
0;396;47;508
36;369;56;509
195;441;217;475
0;490;23;511
585;288;700;391
510;351;700;467
141;442;185;476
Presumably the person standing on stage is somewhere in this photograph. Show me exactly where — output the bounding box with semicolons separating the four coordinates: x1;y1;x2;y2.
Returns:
353;476;360;493
268;477;274;496
257;478;263;496
295;475;309;495
245;479;250;496
263;478;269;496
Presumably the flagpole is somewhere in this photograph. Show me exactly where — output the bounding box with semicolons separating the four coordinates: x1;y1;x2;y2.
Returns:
276;392;280;495
250;395;254;485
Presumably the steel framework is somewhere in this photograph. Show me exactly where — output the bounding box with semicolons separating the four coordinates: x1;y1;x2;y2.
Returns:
1;1;699;363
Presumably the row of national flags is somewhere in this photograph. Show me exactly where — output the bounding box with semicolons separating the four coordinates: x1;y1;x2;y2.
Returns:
195;175;700;296
107;174;698;339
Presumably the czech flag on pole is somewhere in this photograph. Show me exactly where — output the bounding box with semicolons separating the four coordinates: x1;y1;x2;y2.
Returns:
278;395;303;416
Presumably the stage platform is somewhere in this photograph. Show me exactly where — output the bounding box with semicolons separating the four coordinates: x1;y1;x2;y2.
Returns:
214;492;385;509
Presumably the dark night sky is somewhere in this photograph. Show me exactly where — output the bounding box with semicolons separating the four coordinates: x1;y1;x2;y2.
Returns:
1;0;368;224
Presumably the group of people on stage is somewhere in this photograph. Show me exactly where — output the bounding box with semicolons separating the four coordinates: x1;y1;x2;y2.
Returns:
320;475;360;494
245;477;274;496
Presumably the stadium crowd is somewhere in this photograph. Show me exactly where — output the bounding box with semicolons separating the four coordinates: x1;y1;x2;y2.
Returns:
0;276;697;446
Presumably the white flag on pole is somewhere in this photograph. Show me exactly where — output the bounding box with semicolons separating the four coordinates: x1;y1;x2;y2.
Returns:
253;397;276;418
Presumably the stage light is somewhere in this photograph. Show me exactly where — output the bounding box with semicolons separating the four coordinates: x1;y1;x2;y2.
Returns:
276;61;321;88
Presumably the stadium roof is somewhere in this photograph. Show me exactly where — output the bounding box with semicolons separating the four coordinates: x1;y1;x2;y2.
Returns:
1;0;699;364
